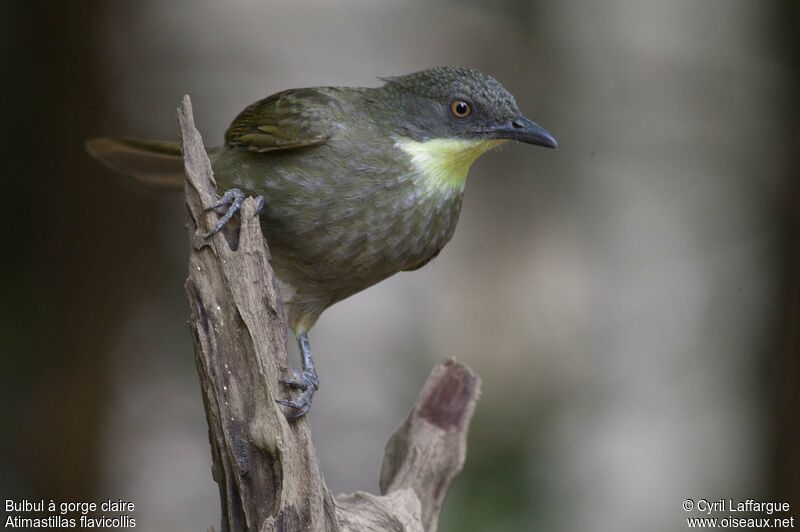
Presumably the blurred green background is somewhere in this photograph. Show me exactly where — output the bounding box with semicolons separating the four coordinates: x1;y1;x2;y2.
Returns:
1;1;799;530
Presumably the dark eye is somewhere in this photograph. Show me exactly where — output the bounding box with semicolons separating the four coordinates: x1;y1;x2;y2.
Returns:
449;99;472;118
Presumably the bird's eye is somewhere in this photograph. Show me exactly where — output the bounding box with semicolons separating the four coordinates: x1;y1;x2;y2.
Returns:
449;99;472;118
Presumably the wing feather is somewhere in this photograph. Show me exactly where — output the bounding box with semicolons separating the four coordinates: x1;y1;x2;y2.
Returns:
224;88;341;153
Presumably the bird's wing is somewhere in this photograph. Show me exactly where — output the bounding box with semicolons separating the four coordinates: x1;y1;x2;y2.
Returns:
224;88;341;153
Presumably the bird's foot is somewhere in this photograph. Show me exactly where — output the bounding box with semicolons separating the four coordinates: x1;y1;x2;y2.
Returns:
277;368;319;419
204;188;265;237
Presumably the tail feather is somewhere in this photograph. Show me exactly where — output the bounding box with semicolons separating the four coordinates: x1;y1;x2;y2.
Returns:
86;137;201;190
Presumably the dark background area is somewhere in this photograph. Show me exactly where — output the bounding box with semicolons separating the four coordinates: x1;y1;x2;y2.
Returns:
1;1;798;530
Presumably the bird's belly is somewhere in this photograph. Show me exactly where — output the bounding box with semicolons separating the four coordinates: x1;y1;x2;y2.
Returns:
213;150;463;294
266;179;462;291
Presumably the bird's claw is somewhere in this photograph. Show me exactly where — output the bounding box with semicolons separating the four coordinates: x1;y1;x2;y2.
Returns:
277;369;319;419
204;188;264;237
279;368;318;389
276;400;311;420
253;195;266;215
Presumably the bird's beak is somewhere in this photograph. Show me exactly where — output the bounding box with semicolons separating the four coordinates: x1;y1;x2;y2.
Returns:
489;116;558;149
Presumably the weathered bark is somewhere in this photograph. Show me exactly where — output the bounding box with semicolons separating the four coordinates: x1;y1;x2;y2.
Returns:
179;95;481;532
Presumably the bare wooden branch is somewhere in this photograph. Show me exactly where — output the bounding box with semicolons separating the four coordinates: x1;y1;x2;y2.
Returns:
179;95;481;532
339;360;480;532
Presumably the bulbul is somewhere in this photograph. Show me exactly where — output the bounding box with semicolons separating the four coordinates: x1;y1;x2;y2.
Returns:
87;66;557;418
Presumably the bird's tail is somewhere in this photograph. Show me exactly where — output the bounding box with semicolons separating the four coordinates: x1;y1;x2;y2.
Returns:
86;137;216;190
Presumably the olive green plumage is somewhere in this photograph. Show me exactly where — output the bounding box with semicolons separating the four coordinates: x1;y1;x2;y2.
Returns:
214;84;462;333
87;66;557;334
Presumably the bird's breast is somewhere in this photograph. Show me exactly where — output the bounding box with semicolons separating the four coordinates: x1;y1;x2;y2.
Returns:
214;136;497;289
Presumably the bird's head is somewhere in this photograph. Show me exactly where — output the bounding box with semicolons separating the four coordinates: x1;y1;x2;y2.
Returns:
378;66;556;190
380;66;557;149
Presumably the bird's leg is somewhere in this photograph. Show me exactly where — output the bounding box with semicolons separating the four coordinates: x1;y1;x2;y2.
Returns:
277;331;319;419
204;188;265;237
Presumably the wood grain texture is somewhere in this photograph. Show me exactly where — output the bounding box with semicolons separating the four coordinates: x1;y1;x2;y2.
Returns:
179;95;481;532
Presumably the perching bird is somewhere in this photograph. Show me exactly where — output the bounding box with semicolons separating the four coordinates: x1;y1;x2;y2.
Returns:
87;66;557;418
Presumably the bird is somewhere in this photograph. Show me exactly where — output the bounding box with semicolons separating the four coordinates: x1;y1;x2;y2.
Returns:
87;66;557;418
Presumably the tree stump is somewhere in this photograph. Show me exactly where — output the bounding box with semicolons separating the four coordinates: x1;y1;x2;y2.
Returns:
179;95;481;532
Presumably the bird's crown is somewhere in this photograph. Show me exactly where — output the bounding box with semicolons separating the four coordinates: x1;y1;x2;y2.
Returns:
380;66;520;120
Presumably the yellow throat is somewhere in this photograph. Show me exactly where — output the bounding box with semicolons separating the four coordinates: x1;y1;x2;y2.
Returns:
396;137;505;194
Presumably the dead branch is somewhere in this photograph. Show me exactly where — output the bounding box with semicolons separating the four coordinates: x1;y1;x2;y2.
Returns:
179;95;480;532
